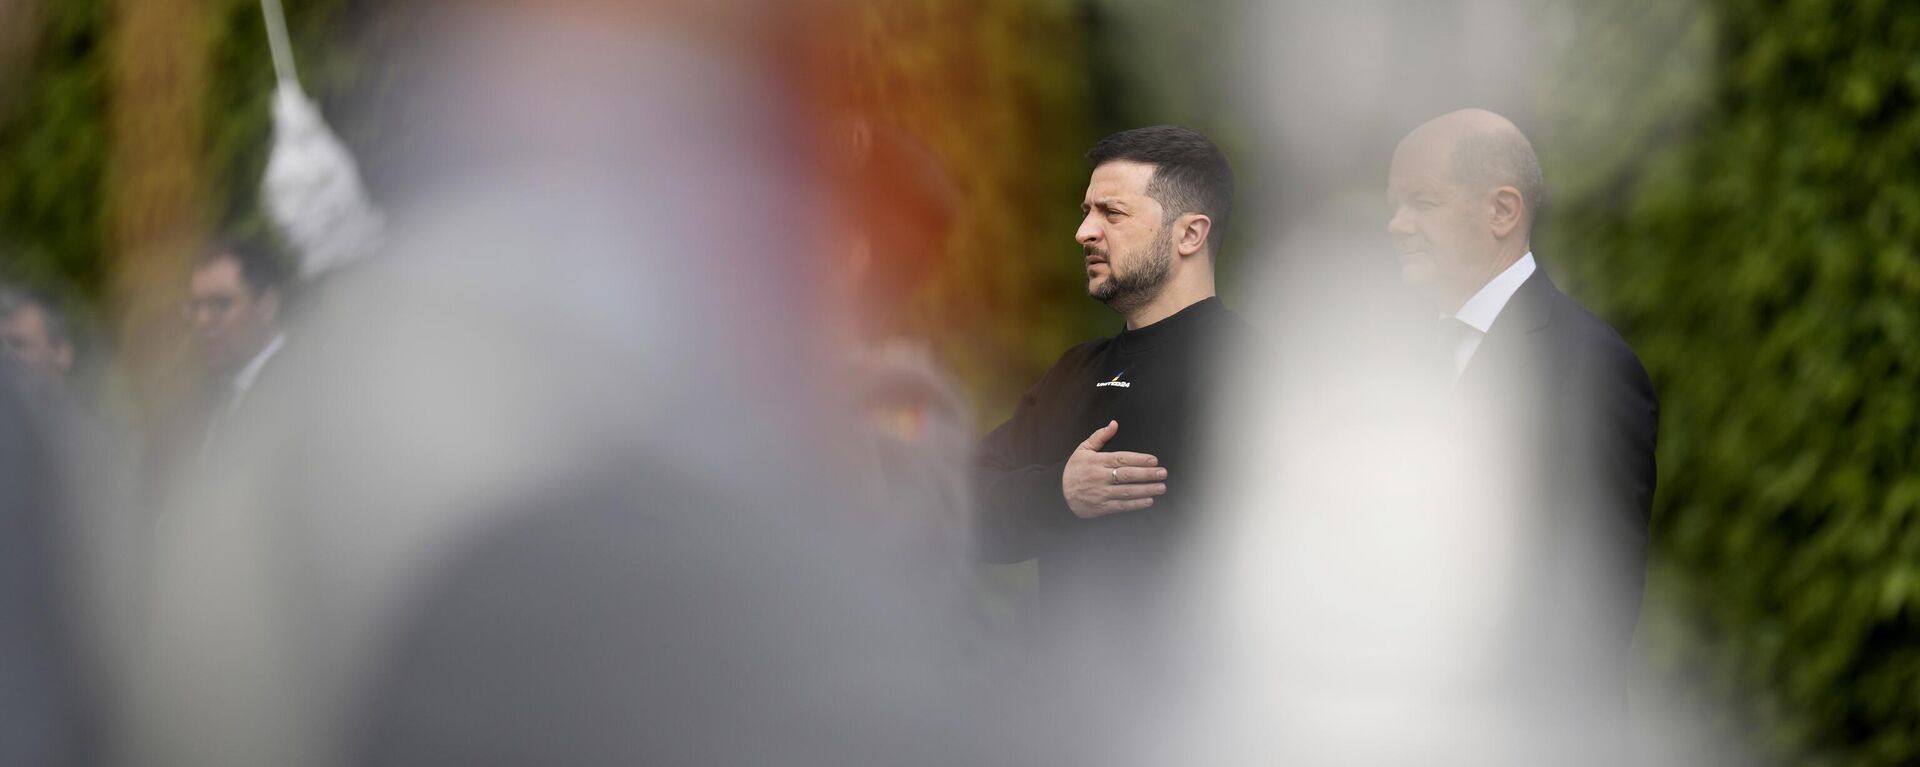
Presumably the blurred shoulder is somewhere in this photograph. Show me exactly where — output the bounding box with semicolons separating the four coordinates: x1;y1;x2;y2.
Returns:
1549;290;1653;393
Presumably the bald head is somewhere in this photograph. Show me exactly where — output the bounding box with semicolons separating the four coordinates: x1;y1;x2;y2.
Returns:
1401;109;1545;235
1387;109;1545;310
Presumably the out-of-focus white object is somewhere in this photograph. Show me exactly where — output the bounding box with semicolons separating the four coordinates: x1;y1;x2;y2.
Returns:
258;0;384;278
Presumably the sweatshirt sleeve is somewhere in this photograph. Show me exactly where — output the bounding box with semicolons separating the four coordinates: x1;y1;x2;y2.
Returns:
970;354;1080;564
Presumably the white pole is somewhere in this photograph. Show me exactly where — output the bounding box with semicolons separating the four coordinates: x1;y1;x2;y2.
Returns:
259;0;299;85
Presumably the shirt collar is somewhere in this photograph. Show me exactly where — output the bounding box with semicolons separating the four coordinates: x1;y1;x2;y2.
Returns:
1449;252;1536;333
232;332;287;396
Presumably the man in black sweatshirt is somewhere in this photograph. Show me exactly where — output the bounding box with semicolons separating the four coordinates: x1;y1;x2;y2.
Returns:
974;126;1253;663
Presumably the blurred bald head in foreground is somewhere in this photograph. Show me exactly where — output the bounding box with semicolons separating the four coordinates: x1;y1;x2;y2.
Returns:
1387;108;1546;313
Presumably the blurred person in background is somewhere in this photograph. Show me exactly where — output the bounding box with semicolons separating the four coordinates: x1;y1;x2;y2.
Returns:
0;284;76;400
0;353;93;766
185;237;289;451
1385;108;1658;763
826;118;975;587
0;282;140;759
973;125;1255;692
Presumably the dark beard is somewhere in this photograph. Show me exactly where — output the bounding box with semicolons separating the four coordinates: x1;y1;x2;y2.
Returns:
1089;223;1174;315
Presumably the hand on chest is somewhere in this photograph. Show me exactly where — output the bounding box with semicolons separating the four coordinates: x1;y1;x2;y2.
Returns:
1079;357;1197;455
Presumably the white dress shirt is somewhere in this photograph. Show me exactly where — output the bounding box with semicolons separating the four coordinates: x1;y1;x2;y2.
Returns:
1443;252;1535;380
203;332;288;454
230;331;287;413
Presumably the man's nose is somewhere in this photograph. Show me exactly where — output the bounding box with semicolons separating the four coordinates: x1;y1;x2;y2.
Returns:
1076;216;1101;246
1386;207;1416;237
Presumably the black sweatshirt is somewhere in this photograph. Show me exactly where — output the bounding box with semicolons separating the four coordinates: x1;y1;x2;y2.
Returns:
973;297;1254;630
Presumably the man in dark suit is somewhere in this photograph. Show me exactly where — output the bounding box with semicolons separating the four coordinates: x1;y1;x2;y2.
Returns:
1386;109;1660;761
185;237;290;454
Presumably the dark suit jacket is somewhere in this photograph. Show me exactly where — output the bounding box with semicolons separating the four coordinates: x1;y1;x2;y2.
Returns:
1452;266;1659;758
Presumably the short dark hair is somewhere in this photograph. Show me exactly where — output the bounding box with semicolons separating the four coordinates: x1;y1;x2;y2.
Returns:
200;235;291;298
1086;125;1235;253
0;284;71;347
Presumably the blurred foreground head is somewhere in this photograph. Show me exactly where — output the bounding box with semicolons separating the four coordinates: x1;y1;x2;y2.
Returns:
826;118;958;334
1386;108;1544;311
135;2;1033;766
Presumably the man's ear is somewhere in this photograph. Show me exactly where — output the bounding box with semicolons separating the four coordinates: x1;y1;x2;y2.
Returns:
1176;213;1212;258
1490;186;1525;239
52;341;73;374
